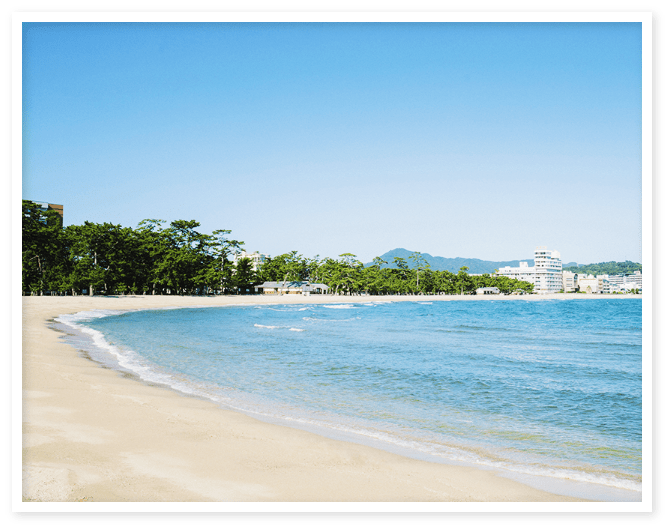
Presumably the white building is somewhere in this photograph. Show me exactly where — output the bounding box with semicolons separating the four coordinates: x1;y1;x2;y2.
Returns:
496;261;536;283
600;271;642;293
563;271;578;293
232;251;268;272
578;274;600;294
255;281;330;295
495;247;563;293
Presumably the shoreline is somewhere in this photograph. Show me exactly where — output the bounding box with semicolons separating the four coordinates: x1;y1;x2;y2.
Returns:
22;294;633;503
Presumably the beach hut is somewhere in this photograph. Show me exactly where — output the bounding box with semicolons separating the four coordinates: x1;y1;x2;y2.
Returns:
475;287;501;295
255;281;331;295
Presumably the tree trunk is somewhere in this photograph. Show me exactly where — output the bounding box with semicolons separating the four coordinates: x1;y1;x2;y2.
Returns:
90;251;97;296
36;255;44;295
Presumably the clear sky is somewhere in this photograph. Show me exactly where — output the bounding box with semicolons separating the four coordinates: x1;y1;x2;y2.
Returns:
22;21;643;265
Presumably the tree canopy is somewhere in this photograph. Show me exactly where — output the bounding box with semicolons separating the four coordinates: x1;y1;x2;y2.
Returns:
22;200;535;296
563;261;642;276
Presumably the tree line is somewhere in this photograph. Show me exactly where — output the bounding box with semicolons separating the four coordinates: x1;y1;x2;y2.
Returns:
563;261;642;276
22;201;534;296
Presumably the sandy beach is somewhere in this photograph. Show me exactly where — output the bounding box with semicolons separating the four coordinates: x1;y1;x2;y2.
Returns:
22;293;633;503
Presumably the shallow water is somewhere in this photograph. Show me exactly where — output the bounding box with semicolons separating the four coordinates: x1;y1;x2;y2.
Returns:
55;298;642;501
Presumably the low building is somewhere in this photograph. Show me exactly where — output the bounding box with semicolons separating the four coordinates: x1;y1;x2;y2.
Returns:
577;274;600;294
606;273;642;293
596;275;611;293
475;286;500;295
496;261;536;283
562;271;578;292
256;281;330;295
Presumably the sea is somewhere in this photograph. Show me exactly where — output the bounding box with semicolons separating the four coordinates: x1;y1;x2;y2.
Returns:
54;298;643;502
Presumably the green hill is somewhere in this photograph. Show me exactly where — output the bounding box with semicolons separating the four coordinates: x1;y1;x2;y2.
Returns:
562;261;642;276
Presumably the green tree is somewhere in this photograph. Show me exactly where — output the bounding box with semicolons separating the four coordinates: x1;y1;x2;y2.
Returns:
456;266;473;295
22;200;67;295
258;251;307;292
151;220;219;295
409;252;431;293
365;257;389;294
64;222;130;296
232;257;258;294
202;230;243;294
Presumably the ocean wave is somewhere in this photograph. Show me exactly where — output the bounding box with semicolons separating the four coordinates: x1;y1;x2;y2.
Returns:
254;324;307;332
323;304;357;309
54;310;194;395
54;308;132;326
302;316;361;322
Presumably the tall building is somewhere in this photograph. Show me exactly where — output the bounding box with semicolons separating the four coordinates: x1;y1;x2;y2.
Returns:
495;247;563;293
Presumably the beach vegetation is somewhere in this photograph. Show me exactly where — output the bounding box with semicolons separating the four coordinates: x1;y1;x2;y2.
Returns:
563;261;642;275
21;203;536;296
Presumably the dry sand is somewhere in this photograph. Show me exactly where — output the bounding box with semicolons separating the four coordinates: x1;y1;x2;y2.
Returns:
22;293;624;503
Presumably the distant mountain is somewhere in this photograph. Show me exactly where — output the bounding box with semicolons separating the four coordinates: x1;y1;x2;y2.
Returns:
365;248;537;275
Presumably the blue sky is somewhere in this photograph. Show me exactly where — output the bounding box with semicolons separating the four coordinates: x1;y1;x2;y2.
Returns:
22;22;642;264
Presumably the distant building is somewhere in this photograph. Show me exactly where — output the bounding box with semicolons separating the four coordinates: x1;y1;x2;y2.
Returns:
628;270;643;291
24;200;64;224
494;247;563;293
596;274;610;293
255;281;330;296
232;251;268;272
599;271;642;293
577;275;600;294
496;261;536;283
475;286;500;295
562;271;578;292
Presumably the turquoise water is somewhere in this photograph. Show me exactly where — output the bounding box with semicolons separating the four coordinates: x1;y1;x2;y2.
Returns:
56;299;642;500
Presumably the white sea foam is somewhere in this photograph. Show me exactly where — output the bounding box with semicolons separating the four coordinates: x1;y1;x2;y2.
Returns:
302;316;360;322
289;328;305;332
54;309;276;419
323;304;356;309
55;309;187;393
54;308;131;326
254;324;279;329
